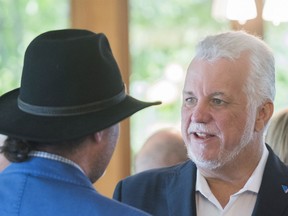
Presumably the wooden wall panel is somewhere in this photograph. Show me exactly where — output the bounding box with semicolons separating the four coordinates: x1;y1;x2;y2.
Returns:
70;0;130;198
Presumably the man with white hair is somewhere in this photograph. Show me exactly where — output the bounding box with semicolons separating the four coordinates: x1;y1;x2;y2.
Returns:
114;31;288;216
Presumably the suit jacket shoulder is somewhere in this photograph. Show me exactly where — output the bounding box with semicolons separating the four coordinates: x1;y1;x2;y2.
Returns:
114;160;197;216
0;157;150;216
252;145;288;216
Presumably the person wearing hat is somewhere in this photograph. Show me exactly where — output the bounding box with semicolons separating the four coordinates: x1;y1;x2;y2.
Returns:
0;29;160;216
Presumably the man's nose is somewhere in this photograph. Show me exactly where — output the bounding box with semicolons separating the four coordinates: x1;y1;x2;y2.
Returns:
190;101;211;124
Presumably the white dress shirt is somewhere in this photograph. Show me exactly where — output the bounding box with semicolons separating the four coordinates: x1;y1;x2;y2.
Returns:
195;146;269;216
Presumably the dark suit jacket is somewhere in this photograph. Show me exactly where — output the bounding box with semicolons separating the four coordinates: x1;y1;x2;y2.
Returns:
114;145;288;216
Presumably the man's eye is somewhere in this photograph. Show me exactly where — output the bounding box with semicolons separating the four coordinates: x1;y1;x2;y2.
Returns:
185;97;197;105
211;98;225;105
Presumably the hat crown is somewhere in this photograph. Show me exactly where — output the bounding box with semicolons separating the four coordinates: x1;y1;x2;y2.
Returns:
19;29;124;109
0;29;160;142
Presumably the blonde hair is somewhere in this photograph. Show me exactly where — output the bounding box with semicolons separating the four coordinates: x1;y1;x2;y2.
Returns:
266;109;288;164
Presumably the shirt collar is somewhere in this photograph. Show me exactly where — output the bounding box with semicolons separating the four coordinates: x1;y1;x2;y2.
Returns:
29;151;86;174
237;145;269;194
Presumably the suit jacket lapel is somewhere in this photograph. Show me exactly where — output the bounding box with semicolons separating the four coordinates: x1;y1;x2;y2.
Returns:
252;145;288;216
166;161;197;216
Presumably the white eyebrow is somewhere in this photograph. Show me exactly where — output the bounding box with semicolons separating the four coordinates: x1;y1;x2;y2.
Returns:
182;90;194;95
210;92;225;97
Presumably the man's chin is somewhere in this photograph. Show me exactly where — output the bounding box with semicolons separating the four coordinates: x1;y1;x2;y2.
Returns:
190;156;223;170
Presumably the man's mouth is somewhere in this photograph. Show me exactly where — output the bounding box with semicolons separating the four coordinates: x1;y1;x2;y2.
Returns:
193;132;215;139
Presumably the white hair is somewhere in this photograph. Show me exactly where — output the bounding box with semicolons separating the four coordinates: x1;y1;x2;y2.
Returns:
193;31;275;108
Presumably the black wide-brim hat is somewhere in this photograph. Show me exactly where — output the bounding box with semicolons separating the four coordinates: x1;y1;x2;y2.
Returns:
0;29;161;142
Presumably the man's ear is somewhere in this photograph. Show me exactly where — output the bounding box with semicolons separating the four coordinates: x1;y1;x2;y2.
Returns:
93;131;104;143
255;101;274;132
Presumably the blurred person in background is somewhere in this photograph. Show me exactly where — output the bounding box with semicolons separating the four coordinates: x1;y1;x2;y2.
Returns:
0;134;9;172
266;108;288;164
134;128;188;173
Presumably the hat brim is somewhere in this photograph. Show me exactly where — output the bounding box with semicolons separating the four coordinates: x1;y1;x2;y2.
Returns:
0;89;160;142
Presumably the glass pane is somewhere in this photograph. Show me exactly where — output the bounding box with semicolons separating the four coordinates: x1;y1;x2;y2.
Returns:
129;0;230;168
0;0;69;95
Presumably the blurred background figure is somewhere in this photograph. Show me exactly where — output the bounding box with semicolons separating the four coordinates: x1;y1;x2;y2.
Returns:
266;109;288;164
134;128;188;173
0;134;9;172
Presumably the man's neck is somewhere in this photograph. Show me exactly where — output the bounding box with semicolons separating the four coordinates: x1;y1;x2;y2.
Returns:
198;143;264;208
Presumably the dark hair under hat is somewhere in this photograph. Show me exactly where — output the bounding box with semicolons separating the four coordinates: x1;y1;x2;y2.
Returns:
0;29;161;142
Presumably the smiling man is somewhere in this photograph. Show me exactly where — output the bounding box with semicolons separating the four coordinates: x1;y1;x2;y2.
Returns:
113;31;288;216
